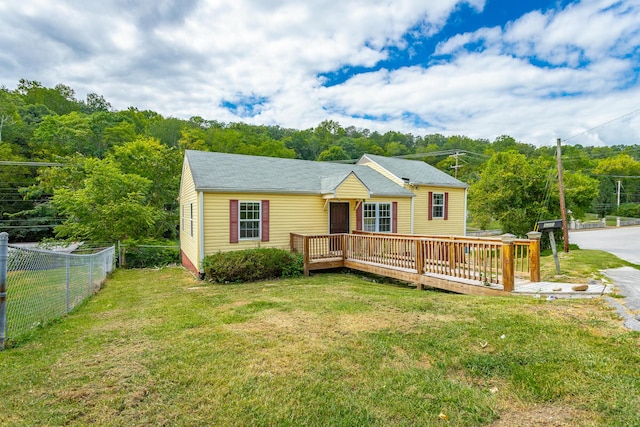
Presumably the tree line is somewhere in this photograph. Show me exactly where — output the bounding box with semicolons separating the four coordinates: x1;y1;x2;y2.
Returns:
1;80;639;242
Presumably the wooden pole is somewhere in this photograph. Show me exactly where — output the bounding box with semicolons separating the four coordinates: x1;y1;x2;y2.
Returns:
303;236;310;277
501;234;515;292
556;138;570;253
526;231;541;282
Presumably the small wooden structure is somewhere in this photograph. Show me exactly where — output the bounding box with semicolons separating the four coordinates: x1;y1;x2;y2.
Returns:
290;231;541;296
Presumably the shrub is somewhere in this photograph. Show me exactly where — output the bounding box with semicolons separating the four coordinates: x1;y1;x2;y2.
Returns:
615;203;640;218
202;248;303;283
121;239;180;268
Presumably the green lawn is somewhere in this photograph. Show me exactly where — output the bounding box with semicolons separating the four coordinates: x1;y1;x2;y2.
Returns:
1;268;639;426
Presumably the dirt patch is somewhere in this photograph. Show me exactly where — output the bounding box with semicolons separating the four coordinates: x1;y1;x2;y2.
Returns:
490;405;598;426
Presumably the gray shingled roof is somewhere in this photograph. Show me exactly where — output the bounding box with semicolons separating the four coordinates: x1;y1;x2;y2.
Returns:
359;153;468;188
185;150;414;197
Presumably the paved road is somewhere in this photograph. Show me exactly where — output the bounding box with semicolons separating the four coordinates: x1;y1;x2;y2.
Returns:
569;227;640;331
569;226;640;264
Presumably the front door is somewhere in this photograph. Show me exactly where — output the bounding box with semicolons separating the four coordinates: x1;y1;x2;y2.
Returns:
330;202;349;234
329;202;349;251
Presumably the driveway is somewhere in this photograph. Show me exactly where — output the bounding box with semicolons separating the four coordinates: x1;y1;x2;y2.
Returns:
569;226;640;331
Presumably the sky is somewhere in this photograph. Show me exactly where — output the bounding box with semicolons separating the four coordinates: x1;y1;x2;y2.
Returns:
1;0;640;147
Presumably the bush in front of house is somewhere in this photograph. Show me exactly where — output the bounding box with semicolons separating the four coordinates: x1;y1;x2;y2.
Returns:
202;248;303;283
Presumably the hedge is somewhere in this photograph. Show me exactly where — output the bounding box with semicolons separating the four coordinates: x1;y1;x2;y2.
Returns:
202;248;303;283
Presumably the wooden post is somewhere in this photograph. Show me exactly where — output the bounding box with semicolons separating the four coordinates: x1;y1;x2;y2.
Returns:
448;238;455;274
303;236;310;277
290;233;294;252
526;231;542;283
416;240;424;290
342;234;347;261
501;234;515;292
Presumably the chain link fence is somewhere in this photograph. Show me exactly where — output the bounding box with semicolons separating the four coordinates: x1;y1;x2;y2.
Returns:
0;232;115;348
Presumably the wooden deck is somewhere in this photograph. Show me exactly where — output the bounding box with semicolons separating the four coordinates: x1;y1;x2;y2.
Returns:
291;231;541;296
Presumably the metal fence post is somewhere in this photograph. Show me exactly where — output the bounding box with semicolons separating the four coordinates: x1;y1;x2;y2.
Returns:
65;256;71;313
89;256;94;293
1;232;9;349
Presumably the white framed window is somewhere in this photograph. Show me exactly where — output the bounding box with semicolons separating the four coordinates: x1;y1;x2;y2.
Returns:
189;203;194;236
239;201;261;240
363;202;392;232
432;193;444;219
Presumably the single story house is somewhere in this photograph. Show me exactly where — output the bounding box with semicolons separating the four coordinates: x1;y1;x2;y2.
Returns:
179;150;468;275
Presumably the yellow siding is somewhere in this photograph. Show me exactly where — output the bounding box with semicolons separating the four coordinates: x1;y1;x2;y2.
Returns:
179;161;200;269
412;186;466;236
333;174;369;199
202;193;329;255
200;193;414;257
358;158;405;186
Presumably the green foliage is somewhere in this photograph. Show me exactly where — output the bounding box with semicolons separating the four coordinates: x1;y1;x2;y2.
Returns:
51;158;159;242
121;239;179;268
615;203;640;218
202;248;303;283
469;151;554;236
563;171;599;219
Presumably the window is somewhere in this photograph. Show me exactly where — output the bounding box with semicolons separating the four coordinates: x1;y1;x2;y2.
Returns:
363;202;392;232
432;193;444;219
189;203;194;236
239;201;261;239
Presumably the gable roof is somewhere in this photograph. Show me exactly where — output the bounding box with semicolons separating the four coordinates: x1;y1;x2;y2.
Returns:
358;153;469;188
184;150;414;197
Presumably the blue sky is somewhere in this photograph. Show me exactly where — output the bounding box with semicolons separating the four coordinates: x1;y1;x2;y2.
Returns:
1;0;639;146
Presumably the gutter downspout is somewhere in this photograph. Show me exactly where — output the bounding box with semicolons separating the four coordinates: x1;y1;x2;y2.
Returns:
198;191;205;278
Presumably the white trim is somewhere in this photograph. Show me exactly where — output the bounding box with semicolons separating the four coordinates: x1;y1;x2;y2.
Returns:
239;200;262;241
463;188;468;236
198;191;204;273
431;192;445;219
362;202;392;233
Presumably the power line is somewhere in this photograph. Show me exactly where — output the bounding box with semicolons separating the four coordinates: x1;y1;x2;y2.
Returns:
0;161;65;167
562;107;640;144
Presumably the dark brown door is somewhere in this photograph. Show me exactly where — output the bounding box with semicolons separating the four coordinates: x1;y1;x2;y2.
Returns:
330;202;349;234
329;203;349;252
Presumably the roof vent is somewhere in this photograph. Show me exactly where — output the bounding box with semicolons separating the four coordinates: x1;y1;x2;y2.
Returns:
402;177;410;183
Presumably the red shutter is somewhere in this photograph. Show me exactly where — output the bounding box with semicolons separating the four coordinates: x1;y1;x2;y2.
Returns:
229;200;238;243
428;191;433;221
261;200;270;242
392;202;398;233
444;192;449;220
356;203;362;231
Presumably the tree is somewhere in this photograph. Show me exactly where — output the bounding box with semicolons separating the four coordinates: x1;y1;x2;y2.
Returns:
0;88;22;143
317;145;349;161
30;112;93;158
51;158;159;242
562;171;599;219
469;151;554;236
109;137;181;237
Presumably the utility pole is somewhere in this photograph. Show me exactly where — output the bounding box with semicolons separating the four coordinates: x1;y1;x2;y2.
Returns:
556;138;569;253
449;150;465;178
617;180;622;208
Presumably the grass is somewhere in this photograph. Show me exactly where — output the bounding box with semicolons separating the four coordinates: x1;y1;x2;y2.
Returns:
540;248;639;283
1;268;639;426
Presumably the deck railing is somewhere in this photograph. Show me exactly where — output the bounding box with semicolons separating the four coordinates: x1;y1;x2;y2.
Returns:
291;231;541;292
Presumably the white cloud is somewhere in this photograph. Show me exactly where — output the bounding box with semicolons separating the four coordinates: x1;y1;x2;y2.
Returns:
0;0;638;146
